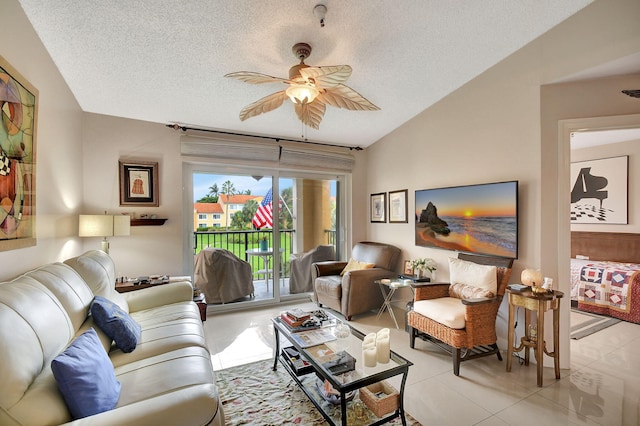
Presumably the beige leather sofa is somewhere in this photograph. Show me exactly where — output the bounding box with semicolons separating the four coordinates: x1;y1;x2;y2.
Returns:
312;241;400;320
0;250;223;426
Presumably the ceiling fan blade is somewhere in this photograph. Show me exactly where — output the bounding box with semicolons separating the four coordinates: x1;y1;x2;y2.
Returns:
225;71;288;85
294;99;326;130
300;65;352;89
319;84;380;111
239;91;288;121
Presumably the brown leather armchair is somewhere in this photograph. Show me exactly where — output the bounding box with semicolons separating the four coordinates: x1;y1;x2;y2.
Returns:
407;253;513;375
312;242;400;320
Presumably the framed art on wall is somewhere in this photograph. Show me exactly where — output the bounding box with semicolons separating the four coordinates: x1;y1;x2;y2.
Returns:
119;160;159;207
388;189;408;223
570;155;628;224
0;55;38;252
370;192;386;223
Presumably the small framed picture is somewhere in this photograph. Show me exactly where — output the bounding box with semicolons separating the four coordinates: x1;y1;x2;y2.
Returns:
119;160;159;206
388;189;408;223
403;260;414;276
370;192;386;223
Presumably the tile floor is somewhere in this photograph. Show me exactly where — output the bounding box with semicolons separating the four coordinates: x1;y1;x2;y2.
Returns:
204;300;640;425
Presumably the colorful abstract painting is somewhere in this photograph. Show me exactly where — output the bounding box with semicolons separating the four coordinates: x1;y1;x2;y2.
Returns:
0;55;37;251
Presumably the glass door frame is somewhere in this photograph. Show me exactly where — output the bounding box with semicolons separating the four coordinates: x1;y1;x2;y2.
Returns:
182;162;351;314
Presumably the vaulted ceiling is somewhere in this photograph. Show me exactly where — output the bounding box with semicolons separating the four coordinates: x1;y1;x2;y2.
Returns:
18;1;597;147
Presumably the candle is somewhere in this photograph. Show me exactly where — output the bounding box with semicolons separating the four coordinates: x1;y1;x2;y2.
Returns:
363;332;376;346
376;328;390;364
363;343;377;367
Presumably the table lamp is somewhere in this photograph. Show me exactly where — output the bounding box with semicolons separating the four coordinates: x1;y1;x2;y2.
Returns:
521;268;545;293
79;214;130;254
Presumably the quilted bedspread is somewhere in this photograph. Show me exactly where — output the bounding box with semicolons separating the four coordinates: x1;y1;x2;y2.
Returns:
577;261;640;324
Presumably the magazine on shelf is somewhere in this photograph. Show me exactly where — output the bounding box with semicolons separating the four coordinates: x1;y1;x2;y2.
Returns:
305;343;335;360
289;327;337;348
281;346;314;376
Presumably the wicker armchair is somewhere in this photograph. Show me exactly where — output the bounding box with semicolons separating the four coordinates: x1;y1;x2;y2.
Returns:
407;253;513;376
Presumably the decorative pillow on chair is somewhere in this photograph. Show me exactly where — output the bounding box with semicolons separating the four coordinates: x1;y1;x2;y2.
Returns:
91;296;142;353
448;257;498;294
449;283;495;299
340;258;375;276
51;328;121;419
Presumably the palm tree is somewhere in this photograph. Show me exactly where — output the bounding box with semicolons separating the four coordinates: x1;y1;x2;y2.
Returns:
208;183;219;202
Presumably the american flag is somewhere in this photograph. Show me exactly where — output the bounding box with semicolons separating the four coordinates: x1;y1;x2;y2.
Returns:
252;188;273;229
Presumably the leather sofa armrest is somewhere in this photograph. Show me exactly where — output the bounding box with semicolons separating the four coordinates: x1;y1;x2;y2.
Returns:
313;261;348;277
124;281;194;312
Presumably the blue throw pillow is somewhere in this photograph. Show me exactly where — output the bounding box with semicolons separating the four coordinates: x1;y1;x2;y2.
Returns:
91;296;142;353
51;328;121;419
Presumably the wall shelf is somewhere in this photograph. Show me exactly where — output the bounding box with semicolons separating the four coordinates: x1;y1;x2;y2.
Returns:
130;218;167;226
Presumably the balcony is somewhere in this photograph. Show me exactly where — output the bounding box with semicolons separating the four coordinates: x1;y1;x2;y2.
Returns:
193;229;336;303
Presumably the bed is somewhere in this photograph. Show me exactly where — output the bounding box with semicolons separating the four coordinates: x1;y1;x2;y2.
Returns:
571;231;640;324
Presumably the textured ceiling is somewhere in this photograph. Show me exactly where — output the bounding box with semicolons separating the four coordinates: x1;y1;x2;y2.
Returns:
18;0;596;147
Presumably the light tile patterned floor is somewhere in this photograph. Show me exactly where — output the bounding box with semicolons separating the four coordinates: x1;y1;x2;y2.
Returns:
204;302;640;425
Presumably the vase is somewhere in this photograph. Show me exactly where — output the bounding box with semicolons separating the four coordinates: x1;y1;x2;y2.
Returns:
259;239;268;251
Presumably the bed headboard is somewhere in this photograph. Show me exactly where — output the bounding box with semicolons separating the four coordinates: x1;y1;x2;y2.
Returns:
571;231;640;263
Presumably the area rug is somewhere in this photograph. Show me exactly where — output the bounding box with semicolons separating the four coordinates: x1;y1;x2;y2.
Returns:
216;359;422;425
571;308;621;340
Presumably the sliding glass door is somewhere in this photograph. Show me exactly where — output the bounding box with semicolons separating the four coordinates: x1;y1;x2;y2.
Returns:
188;166;345;312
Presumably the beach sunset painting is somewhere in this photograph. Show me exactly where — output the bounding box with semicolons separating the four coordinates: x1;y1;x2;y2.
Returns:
415;181;518;258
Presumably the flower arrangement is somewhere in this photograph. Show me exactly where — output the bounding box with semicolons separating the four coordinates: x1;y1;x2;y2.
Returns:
411;258;437;273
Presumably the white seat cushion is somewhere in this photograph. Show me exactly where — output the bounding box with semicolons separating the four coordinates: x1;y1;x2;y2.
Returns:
413;298;466;329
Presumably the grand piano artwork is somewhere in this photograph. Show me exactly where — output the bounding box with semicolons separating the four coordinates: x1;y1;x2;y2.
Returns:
571;167;610;222
571;167;609;208
571;160;626;223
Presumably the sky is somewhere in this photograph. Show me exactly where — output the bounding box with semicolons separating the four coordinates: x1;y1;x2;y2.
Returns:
193;174;292;201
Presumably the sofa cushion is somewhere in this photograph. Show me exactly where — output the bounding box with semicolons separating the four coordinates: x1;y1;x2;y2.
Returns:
413;297;466;329
64;250;129;312
51;328;121;419
340;258;375;276
91;296;142;353
449;257;497;294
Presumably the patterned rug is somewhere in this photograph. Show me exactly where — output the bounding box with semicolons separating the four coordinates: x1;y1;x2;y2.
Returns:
216;359;422;425
570;308;621;340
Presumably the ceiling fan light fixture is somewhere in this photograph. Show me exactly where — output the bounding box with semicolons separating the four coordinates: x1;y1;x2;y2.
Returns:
285;83;319;104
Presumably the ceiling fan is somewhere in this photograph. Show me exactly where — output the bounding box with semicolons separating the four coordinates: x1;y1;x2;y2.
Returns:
225;43;380;130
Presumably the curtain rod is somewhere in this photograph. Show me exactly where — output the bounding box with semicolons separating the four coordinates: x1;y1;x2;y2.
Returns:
166;123;363;151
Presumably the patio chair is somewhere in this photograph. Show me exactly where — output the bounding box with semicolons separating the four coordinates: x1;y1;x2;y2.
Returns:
194;248;254;304
289;245;336;293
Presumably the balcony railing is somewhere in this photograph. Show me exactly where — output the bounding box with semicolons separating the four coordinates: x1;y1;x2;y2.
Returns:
193;229;336;279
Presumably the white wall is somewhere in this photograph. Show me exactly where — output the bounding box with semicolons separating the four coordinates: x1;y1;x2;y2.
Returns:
81;113;186;277
363;0;640;366
571;139;640;233
0;0;84;280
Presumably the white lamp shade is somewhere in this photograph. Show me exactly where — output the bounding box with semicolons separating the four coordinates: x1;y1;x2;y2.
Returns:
113;215;131;236
79;215;114;237
521;269;543;287
285;84;320;104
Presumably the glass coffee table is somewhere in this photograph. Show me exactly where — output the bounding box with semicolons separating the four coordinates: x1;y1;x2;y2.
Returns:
272;310;413;426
